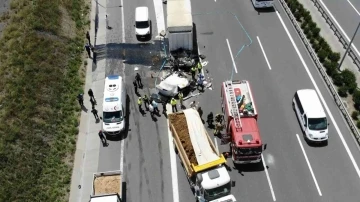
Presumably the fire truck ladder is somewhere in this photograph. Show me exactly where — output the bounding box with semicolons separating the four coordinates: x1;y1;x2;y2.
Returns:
225;81;242;129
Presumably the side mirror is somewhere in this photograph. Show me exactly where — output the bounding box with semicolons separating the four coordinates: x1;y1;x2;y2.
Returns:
231;181;236;187
328;123;330;126
263;144;267;151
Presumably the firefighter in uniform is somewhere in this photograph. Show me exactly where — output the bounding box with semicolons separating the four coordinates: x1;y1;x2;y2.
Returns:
207;112;214;127
191;66;197;80
215;113;223;123
214;122;224;137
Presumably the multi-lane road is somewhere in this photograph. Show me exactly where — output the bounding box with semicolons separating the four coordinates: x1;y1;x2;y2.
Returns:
95;0;360;202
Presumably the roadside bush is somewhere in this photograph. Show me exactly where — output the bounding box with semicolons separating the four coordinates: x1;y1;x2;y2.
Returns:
308;21;316;30
301;21;308;29
357;120;360;129
332;73;343;86
310;37;315;45
317;49;328;63
352;111;359;120
312;42;321;52
338;86;348;97
341;69;357;93
312;27;321;38
303;11;311;22
328;52;341;63
323;60;332;70
353;89;360;109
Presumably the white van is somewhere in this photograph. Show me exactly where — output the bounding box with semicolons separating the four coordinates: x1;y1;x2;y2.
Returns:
135;7;151;39
292;89;329;142
102;75;126;136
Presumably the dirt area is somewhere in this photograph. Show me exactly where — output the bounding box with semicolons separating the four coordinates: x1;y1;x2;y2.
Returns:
169;113;198;165
93;175;121;195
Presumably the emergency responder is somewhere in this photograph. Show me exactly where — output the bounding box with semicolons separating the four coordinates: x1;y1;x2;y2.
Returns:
135;73;143;87
191;66;197;80
214;122;224;137
197;107;203;118
151;100;159;113
215;113;223;123
178;91;184;107
133;80;138;94
143;95;149;109
207;112;214;127
170;98;177;112
197;61;202;74
137;97;143;111
77;93;84;106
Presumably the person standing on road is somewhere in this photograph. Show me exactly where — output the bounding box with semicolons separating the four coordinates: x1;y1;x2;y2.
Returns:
152;100;160;113
197;107;203;118
214;122;224;137
91;107;99;119
138;97;143;111
135;73;143;87
215;113;223;123
77;93;84;106
98;130;108;145
86;31;91;46
178;92;184;107
143;95;149;109
149;103;155;118
170;98;177;113
207;112;214;128
197;61;202;74
90;98;96;108
85;43;91;58
162;101;167;114
88;88;96;104
191;66;197;80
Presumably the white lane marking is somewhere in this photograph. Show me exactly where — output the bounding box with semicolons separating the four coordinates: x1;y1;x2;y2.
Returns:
214;138;219;155
120;139;125;172
121;0;125;43
347;0;360;16
167;105;179;202
276;11;360;178
296;134;322;196
317;0;360;57
256;36;272;70
262;154;276;201
226;39;238;74
153;0;166;35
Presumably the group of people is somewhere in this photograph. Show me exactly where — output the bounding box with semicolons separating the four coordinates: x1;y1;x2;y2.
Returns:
207;113;225;137
77;88;100;120
191;62;206;91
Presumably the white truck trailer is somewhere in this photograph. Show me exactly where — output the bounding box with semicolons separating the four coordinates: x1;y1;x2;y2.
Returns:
167;0;193;52
90;170;123;202
169;108;237;202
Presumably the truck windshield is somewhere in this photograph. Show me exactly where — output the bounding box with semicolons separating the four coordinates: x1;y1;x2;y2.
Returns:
136;21;149;29
308;117;327;130
204;182;231;201
238;147;262;155
103;111;123;123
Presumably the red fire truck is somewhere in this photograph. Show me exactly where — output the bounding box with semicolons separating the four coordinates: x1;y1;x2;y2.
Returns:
221;80;267;164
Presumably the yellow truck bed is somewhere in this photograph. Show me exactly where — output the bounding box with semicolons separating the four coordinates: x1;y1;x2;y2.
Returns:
168;109;226;177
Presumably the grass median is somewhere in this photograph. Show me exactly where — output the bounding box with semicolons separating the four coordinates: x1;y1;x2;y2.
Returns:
0;0;89;201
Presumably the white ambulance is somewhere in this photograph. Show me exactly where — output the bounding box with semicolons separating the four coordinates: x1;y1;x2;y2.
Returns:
102;75;126;136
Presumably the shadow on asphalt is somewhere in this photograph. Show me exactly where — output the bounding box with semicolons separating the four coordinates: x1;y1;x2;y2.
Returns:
121;181;127;202
255;7;276;14
93;41;164;69
233;162;265;176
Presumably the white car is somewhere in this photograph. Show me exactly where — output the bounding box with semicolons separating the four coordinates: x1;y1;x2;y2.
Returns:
135;7;151;39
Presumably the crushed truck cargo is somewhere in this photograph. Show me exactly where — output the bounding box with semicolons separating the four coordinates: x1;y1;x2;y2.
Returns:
90;170;123;202
169;108;237;202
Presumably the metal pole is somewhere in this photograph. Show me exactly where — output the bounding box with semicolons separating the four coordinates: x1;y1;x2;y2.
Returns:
338;21;360;70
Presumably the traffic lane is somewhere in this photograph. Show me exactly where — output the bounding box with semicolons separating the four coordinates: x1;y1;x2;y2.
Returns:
320;0;360;55
121;1;173;202
191;3;286;202
254;4;360;201
221;1;323;201
225;40;321;202
348;0;360;12
190;2;274;201
97;0;125;172
123;0;159;42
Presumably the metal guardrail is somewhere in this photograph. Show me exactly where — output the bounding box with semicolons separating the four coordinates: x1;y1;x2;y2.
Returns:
278;0;360;142
310;0;360;70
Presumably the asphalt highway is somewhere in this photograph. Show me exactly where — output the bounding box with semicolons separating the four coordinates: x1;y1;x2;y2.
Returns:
319;0;360;57
95;0;360;202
